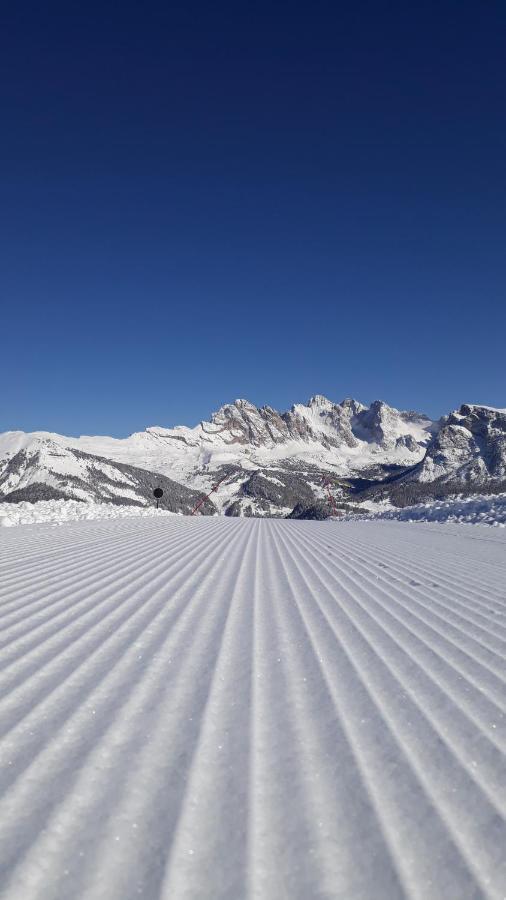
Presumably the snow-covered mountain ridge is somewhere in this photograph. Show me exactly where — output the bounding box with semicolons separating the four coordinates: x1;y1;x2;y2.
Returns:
0;397;504;515
407;403;506;484
0;395;434;473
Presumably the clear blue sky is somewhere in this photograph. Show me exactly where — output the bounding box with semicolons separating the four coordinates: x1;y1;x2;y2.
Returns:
1;1;505;436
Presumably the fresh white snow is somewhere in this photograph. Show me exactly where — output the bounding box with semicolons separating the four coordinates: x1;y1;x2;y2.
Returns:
1;516;506;899
0;500;175;528
2;493;506;529
347;493;506;527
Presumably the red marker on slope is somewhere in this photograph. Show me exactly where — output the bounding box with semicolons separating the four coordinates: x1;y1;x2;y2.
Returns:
191;474;229;515
321;475;339;517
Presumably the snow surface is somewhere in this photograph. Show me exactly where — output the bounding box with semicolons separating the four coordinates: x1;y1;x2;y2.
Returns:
347;493;506;527
1;516;506;899
2;494;506;529
0;500;174;527
463;405;506;414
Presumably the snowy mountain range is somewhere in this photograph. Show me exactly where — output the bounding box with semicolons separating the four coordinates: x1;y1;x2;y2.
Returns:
1;397;504;516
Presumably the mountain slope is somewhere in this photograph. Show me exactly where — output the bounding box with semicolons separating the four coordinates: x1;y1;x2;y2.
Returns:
0;440;216;513
2;398;505;515
407;404;506;485
0;396;434;513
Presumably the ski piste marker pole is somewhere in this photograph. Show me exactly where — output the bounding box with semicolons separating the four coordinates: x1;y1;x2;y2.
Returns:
322;475;338;517
191;474;229;515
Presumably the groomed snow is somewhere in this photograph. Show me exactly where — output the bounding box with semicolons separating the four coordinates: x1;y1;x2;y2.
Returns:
1;516;506;899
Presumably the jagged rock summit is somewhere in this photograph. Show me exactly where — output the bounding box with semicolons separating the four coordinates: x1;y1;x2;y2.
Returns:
407;403;506;485
160;395;433;454
0;397;503;516
122;396;434;472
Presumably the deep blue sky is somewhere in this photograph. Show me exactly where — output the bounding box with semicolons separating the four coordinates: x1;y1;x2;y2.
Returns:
1;1;505;436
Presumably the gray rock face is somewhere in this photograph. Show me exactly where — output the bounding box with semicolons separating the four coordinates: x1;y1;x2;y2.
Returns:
286;501;330;520
205;400;291;447
407;404;506;484
195;396;433;454
396;434;419;452
352;401;434;450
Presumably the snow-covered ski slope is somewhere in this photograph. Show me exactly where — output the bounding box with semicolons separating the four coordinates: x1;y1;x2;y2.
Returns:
1;517;506;900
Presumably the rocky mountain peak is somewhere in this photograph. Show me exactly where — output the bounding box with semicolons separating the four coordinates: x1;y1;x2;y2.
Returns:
407;403;506;484
353;400;401;448
338;397;366;414
450;404;506;434
308;394;334;410
1;394;473;516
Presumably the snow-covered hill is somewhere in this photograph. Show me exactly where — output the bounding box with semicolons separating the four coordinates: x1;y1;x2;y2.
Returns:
0;441;216;514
